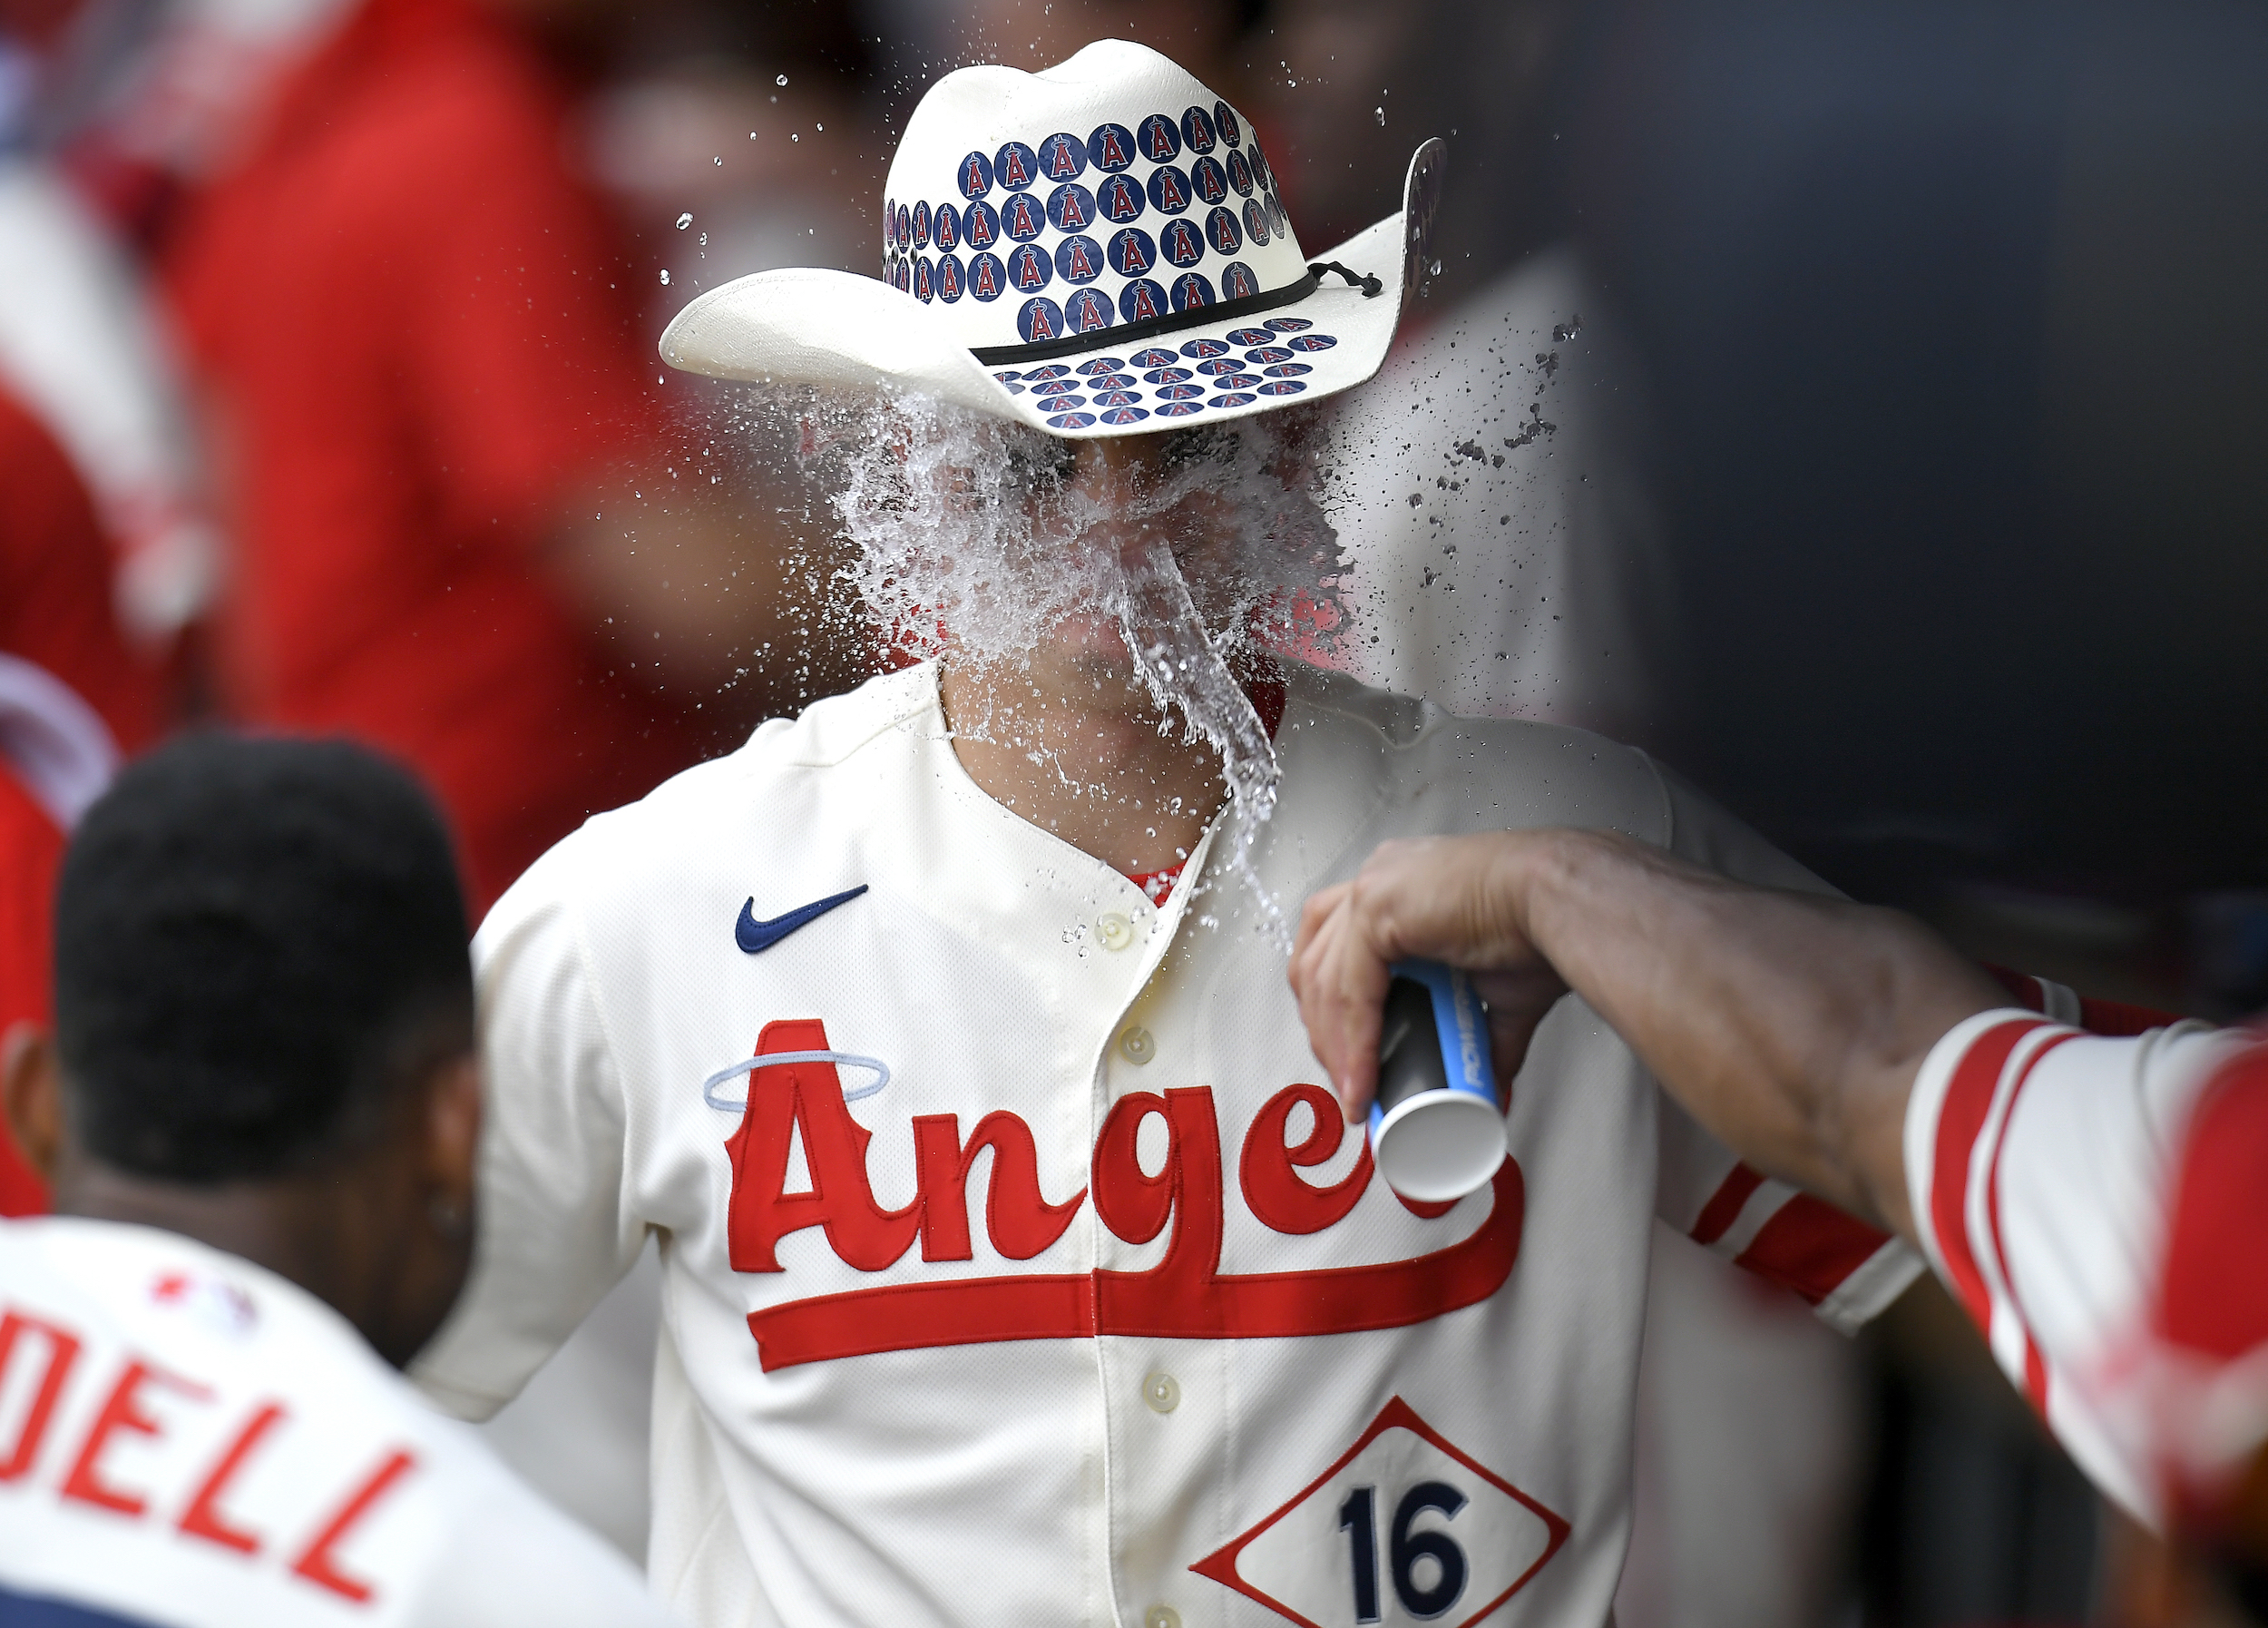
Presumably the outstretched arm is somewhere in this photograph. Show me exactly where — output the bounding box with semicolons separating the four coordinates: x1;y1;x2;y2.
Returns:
1288;829;2006;1241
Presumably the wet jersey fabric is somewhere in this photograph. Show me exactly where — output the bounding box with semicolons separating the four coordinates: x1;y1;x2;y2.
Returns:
414;660;1921;1628
0;1218;679;1627
1905;1013;2263;1527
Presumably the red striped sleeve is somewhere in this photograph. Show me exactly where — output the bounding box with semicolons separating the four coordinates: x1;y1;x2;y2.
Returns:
1928;1017;2046;1329
1980;1031;2080;1407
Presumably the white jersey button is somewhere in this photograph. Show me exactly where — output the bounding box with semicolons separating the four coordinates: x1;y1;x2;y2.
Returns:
1097;911;1134;950
1144;1606;1182;1628
1142;1371;1180;1413
1119;1025;1156;1064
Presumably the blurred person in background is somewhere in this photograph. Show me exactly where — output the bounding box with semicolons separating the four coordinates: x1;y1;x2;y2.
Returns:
1260;0;1670;747
1292;828;2268;1628
2;0;210;1215
0;734;681;1625
49;0;873;917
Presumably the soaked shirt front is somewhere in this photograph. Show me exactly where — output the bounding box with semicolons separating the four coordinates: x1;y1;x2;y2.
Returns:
414;661;1919;1628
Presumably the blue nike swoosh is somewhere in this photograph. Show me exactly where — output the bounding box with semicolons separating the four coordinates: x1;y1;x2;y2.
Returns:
735;885;869;954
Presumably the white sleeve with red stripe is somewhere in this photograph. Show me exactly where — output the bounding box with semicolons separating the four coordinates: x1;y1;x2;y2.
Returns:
1903;1009;2246;1525
1655;1096;1924;1335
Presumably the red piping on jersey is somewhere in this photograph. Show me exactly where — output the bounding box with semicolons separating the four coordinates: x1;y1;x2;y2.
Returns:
1735;1192;1900;1308
1688;1164;1765;1247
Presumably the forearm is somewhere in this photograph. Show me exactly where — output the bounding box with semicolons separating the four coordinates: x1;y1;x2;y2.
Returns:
1508;831;2001;1236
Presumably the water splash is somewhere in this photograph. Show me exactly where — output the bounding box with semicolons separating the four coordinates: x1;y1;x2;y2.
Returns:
810;392;1347;946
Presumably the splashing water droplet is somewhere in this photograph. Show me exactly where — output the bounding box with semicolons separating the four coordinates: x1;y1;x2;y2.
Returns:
676;212;693;230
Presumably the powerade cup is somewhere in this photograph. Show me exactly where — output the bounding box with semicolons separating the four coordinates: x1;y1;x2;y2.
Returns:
1367;960;1508;1202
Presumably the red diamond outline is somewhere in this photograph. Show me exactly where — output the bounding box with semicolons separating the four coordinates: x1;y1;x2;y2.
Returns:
1189;1395;1571;1628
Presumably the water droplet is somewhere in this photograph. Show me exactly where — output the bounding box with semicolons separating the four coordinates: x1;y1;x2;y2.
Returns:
776;73;787;85
659;269;670;284
790;132;799;142
1430;259;1442;278
1374;106;1385;125
676;212;693;230
699;232;708;246
816;123;824;132
713;155;723;165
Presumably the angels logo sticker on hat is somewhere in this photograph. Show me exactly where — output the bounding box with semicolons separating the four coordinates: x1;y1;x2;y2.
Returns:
1138;113;1180;162
1056;235;1104;283
1120;280;1168;322
1039;132;1087;181
969;252;1005;301
1148;166;1193;215
1107;228;1155;278
1089;123;1136;172
1098;173;1145;224
660;38;1442;440
1207;207;1242;256
1009;243;1052;292
1019;298;1065;343
1047;183;1095;233
1161;218;1205;269
996;141;1037;191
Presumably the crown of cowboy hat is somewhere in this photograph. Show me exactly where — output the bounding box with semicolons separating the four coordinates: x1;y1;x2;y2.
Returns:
659;39;1443;438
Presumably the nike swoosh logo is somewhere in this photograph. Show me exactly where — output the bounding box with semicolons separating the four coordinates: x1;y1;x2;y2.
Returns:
735;885;869;954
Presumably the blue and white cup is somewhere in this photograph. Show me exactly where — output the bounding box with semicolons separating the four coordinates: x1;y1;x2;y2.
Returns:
1366;960;1508;1202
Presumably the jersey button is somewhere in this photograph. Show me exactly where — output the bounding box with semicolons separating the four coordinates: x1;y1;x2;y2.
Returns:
1119;1025;1155;1064
1144;1607;1182;1628
1142;1371;1180;1413
1097;911;1134;950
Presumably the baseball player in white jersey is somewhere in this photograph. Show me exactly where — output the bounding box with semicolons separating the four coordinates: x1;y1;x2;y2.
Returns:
0;735;678;1628
407;41;1923;1628
1292;828;2268;1619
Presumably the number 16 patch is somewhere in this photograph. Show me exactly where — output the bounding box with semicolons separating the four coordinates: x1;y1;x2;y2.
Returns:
1191;1398;1569;1627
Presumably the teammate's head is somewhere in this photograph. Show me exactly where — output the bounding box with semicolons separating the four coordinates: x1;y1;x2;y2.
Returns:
52;732;471;1179
1;732;482;1366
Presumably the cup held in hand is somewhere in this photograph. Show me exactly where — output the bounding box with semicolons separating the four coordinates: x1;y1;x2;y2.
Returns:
1367;960;1507;1203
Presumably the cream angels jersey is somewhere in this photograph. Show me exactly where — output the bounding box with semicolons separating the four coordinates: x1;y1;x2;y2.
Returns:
411;661;1921;1628
1904;1011;2264;1527
0;1218;679;1626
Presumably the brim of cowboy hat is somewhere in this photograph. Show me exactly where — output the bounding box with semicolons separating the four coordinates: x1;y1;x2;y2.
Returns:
660;142;1442;440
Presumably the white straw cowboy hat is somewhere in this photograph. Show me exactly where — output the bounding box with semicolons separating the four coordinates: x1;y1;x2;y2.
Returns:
659;39;1443;438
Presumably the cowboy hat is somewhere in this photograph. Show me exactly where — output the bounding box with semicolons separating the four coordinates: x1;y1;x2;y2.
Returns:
659;39;1442;438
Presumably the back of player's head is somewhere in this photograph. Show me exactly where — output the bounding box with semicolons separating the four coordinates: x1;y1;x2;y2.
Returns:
53;732;472;1182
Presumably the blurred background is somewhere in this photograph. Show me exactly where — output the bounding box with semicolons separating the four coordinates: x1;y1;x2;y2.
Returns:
3;0;2263;1622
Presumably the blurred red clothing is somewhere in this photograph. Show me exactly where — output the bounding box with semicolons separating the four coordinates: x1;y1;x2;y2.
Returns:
0;770;62;1216
0;387;161;755
0;384;163;1217
161;0;698;912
